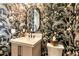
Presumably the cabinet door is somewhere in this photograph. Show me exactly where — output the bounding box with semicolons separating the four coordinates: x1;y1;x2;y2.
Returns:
18;46;23;56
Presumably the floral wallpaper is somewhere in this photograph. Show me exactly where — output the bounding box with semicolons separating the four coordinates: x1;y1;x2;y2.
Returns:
1;3;79;56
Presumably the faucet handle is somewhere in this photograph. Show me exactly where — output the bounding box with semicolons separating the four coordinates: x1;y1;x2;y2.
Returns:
33;35;35;38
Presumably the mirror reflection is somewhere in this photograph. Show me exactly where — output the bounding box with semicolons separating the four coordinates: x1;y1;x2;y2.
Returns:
27;7;40;33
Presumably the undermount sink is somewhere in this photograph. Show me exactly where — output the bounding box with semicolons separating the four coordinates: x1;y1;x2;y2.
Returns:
26;33;42;39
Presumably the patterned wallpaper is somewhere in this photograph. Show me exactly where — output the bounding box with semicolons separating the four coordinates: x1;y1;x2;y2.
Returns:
1;3;79;56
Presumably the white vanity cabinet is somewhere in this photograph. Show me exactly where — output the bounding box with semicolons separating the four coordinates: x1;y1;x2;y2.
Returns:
10;33;42;56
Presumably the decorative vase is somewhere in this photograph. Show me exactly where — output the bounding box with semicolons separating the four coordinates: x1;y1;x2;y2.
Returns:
50;36;58;46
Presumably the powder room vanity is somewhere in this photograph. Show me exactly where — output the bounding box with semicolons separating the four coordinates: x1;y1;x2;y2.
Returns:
10;6;42;56
10;33;42;56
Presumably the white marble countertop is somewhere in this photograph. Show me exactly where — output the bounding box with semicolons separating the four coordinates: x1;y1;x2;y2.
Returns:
10;33;42;47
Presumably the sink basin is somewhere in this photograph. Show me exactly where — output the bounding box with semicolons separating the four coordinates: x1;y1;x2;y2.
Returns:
26;33;42;39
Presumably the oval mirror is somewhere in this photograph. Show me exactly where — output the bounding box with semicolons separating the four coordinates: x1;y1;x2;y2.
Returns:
27;7;40;33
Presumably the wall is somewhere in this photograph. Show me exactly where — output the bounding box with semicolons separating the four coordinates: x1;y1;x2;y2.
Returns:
4;3;79;56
